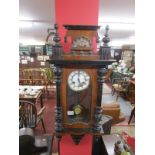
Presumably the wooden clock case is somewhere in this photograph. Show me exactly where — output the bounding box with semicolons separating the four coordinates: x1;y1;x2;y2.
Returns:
47;24;115;144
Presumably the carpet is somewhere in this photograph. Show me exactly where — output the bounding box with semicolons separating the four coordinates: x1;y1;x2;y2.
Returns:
111;125;135;137
121;131;135;153
102;83;112;94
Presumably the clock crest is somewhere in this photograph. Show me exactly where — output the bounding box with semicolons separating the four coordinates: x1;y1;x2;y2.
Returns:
72;36;92;50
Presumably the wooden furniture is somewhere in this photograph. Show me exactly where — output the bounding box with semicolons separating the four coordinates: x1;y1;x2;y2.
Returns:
19;69;32;85
113;49;122;62
19;100;46;133
103;69;113;82
30;69;47;85
111;78;130;101
19;128;53;155
64;25;100;52
19;67;55;86
126;79;135;124
128;106;135;124
121;47;135;68
19;85;45;107
19;68;55;98
127;79;135;104
47;24;116;145
19;56;51;69
102;103;125;124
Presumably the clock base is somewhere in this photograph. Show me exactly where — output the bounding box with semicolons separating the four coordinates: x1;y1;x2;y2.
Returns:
71;134;84;145
54;124;104;145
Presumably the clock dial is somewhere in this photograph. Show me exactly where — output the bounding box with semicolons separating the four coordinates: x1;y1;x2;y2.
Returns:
68;70;90;92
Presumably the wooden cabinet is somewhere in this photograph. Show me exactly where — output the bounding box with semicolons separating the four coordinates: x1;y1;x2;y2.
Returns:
127;80;135;104
121;49;135;67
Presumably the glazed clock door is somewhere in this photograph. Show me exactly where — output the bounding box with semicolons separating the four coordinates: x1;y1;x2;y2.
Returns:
67;70;91;124
61;68;97;129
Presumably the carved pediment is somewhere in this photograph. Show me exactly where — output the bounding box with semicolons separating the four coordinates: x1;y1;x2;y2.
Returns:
72;36;91;49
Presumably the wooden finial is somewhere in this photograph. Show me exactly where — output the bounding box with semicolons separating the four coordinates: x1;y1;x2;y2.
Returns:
102;25;110;47
53;24;61;45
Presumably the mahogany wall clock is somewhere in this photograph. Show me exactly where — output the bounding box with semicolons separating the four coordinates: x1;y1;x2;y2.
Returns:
47;24;115;144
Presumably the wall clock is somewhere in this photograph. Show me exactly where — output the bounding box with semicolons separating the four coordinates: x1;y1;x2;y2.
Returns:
47;24;115;145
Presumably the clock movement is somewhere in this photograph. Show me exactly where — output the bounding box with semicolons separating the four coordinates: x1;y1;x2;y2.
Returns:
47;24;115;144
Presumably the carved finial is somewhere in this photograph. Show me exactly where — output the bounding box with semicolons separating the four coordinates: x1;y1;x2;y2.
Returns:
105;25;109;36
53;24;61;45
102;25;110;47
96;32;100;43
52;24;63;58
45;28;55;43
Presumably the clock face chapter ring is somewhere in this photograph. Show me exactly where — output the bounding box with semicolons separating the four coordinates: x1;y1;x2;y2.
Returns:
67;70;90;92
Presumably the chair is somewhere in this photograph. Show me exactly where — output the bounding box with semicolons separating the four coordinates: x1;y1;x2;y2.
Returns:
31;69;47;85
43;68;56;98
19;69;31;85
111;78;129;101
31;68;55;98
19;100;46;133
103;69;113;82
128;106;135;124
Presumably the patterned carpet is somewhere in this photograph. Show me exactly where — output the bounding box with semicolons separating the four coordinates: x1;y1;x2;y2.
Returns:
111;125;135;137
111;115;135;137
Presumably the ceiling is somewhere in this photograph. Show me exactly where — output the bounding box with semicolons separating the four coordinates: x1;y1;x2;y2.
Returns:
19;0;55;45
19;0;135;47
98;0;135;46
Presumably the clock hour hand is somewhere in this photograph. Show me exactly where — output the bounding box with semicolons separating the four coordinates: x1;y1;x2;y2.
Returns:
78;76;84;87
77;78;81;87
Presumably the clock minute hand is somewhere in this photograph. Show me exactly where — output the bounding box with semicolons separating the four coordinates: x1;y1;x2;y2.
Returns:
78;77;81;87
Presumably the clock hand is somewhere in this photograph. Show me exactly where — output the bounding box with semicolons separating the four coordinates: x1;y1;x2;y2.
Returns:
77;71;81;86
78;77;80;84
79;76;85;87
78;78;82;88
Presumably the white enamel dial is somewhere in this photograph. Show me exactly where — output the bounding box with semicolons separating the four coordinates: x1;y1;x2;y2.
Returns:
68;70;90;92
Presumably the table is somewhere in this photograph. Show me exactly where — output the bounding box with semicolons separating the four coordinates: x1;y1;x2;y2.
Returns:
102;134;134;155
19;85;45;107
